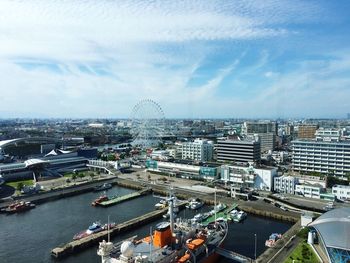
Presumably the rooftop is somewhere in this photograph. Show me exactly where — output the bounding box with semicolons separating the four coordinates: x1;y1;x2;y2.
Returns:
310;207;350;251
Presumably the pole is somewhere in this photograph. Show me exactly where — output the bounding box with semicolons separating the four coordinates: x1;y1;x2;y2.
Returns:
214;187;217;223
254;233;257;260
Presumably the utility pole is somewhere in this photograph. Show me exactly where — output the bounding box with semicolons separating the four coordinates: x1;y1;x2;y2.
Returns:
254;233;257;260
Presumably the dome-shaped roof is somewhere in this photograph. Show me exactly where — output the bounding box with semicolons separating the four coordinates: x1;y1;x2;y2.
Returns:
310;207;350;251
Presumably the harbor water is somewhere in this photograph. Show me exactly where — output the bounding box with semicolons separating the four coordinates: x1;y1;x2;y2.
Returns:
0;185;291;263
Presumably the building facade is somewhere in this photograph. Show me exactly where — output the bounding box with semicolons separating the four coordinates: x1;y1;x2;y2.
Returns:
297;125;318;139
295;184;323;199
242;121;277;152
274;175;297;194
332;185;350;201
292;140;350;176
220;164;276;191
216;137;261;164
181;139;214;162
145;160;219;180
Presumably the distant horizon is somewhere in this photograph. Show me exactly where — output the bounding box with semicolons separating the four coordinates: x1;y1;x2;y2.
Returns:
1;1;350;118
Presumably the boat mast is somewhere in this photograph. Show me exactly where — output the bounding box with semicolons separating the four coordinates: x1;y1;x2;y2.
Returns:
169;197;174;233
214;187;217;223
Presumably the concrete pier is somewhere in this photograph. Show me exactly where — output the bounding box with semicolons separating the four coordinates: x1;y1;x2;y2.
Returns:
51;201;187;259
97;188;150;207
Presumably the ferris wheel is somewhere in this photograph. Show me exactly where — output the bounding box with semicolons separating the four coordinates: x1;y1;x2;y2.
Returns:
130;99;165;148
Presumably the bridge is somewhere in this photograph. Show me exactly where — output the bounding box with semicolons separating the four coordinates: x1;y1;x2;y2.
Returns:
215;247;254;263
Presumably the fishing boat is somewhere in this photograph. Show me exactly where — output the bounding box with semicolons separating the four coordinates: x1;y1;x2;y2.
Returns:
186;198;204;210
155;199;167;209
97;194;228;263
265;233;282;247
92;194;109;206
93;183;112;192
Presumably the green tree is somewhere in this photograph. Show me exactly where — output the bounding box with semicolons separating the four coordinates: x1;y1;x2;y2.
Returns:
78;173;85;180
16;182;24;191
89;173;96;181
107;154;116;161
72;174;77;182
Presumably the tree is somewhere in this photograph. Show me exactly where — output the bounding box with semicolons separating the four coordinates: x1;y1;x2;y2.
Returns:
147;174;151;181
89;173;96;181
16;182;24;191
78;173;85;180
72;174;77;182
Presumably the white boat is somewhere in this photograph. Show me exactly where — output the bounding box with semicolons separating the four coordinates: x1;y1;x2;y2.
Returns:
186;198;204;210
233;210;247;222
154;200;167;209
191;213;208;223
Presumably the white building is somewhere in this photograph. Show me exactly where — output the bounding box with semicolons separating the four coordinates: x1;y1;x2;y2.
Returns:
332;185;350;201
295;184;323;199
315;128;342;142
221;164;276;191
292;140;350;176
274;175;297;194
181;138;213;162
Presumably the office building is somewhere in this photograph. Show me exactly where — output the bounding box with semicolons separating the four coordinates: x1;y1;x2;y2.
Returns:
217;137;261;164
315;128;342;142
274;175;297;194
181;138;213;162
332;185;350;201
242;121;277;152
297;124;318;139
221;164;276;191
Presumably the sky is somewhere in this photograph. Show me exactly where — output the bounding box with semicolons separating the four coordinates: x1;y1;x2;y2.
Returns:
0;0;350;119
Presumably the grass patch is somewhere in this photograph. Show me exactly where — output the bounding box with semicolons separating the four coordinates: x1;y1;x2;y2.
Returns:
284;241;320;263
6;179;34;188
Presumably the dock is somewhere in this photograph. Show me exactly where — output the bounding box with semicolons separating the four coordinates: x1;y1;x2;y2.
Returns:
97;188;151;207
215;247;253;263
51;200;187;259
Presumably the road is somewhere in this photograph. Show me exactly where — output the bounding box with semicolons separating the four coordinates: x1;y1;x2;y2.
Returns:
268;236;301;263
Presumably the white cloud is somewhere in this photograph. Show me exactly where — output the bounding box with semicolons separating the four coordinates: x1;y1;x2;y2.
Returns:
0;0;343;118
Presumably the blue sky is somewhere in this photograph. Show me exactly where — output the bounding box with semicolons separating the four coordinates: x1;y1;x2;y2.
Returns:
0;0;350;118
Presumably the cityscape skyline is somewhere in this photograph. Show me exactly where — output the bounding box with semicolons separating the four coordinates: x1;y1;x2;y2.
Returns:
0;1;350;118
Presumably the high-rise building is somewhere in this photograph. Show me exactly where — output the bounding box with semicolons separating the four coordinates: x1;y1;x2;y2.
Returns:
216;137;261;163
292;140;350;176
297;124;318;139
242;121;277;152
181;138;213;162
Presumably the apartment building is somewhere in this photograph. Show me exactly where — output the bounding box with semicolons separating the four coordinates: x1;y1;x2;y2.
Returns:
292;140;350;176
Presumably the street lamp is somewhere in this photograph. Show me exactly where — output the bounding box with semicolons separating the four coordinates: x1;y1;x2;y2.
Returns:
254;233;257;260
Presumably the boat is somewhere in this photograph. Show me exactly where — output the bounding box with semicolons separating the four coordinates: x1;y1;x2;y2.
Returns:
93;183;112;192
209;203;226;216
73;221;116;240
97;194;228;263
191;213;209;223
1;201;35;214
92;194;109;206
186;198;204;210
233;211;247;223
265;233;282;247
155;200;167;210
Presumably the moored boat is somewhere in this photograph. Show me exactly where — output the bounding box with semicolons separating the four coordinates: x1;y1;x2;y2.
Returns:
265;233;282;247
73;221;105;240
97;194;228;263
93;183;112;192
92;195;109;206
1;201;35;214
